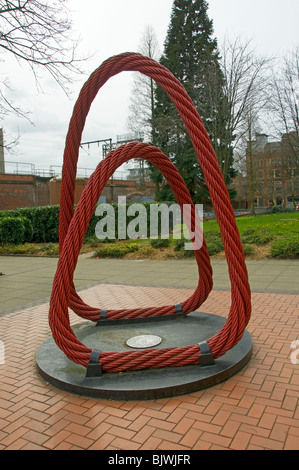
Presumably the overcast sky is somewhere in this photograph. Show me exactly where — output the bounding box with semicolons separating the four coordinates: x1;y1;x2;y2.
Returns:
2;0;299;175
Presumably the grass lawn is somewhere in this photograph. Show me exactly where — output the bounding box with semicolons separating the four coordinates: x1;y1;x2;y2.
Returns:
0;212;298;260
204;211;299;237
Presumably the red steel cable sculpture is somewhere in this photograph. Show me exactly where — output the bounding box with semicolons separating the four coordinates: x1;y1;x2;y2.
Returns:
48;52;251;374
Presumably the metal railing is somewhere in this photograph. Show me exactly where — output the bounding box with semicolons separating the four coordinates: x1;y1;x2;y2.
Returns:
1;161;144;181
3;162;58;178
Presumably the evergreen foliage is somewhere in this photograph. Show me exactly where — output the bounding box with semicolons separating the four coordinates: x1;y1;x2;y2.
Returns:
153;0;235;204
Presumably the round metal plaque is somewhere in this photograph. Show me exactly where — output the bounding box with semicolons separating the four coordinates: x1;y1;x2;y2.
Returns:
126;334;162;349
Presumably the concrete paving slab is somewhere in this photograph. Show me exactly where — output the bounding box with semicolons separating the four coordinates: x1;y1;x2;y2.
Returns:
0;256;298;316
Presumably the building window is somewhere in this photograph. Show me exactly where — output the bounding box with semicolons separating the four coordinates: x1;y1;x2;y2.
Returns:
256;183;264;193
287;181;294;192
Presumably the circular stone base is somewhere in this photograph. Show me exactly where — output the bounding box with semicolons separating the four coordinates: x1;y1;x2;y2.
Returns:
36;312;252;400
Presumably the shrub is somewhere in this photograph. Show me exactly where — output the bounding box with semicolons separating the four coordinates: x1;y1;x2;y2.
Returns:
242;244;255;256
0;243;36;255
205;232;224;255
180;248;195;258
174;232;224;256
271;205;284;213
39;243;59;256
0;217;32;245
270;235;299;259
173;238;196;257
135;246;155;258
150;238;171;248
101;237;117;243
271;205;294;214
84;235;116;247
94;243;140;258
241;228;274;245
174;238;186;252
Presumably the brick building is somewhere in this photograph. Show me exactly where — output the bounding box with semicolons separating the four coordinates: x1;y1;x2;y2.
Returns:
234;132;299;210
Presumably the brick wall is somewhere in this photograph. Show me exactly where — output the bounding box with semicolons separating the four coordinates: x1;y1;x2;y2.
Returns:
0;174;156;211
49;177;156;205
0;175;51;210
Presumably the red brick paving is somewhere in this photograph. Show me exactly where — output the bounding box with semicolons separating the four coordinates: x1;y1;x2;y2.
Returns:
0;284;298;450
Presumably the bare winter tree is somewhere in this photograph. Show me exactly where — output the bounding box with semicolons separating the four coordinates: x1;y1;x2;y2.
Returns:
267;47;299;207
219;37;271;213
0;0;85;149
220;36;271;154
127;25;160;142
245;109;264;215
127;25;160;185
267;47;299;160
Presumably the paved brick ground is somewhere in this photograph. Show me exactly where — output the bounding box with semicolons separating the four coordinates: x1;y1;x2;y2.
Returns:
0;284;298;450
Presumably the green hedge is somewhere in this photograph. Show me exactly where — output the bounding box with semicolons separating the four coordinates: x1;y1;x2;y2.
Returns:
0;217;32;245
89;202;164;241
0;203;166;244
0;206;59;243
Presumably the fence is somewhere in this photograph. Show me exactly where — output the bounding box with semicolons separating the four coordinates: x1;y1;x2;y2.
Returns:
3;162;132;181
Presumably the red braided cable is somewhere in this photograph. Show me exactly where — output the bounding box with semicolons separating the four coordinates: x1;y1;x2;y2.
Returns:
49;52;251;373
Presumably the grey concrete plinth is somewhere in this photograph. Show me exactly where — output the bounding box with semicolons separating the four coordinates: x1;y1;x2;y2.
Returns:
36;312;252;400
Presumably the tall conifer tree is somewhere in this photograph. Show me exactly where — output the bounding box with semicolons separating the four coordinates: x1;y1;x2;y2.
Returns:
153;0;233;204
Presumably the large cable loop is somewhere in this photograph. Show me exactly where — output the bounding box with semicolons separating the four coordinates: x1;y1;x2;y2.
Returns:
49;52;251;373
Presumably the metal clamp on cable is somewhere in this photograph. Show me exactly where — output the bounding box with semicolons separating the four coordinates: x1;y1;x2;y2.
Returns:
198;341;215;366
86;349;102;378
175;303;184;314
96;309;107;326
